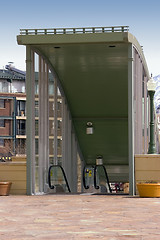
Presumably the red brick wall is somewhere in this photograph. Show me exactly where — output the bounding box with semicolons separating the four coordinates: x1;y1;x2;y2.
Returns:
0;100;11;116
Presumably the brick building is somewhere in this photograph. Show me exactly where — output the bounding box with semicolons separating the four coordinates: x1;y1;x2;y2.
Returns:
0;64;26;158
0;64;62;162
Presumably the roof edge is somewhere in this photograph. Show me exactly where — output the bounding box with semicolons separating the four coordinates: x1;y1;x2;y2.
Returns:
127;32;150;78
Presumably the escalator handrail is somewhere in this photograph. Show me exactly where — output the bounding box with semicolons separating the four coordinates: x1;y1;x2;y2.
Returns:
48;165;71;192
94;164;112;193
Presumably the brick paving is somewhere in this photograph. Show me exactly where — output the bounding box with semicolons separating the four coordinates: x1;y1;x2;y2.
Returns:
0;194;160;239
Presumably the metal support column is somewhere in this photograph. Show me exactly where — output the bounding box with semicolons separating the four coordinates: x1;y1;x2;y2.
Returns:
38;56;43;192
54;77;58;165
38;57;49;193
44;64;49;190
128;44;135;195
26;46;35;195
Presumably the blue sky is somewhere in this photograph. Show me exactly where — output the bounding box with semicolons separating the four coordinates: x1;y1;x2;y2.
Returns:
0;0;160;75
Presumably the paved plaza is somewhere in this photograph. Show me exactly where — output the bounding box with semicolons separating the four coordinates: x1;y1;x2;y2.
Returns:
0;194;160;239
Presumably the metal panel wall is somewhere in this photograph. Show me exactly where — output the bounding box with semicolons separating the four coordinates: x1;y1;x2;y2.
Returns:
133;47;149;155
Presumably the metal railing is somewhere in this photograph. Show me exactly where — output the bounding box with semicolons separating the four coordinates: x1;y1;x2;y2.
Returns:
20;26;129;35
94;164;112;193
48;165;71;193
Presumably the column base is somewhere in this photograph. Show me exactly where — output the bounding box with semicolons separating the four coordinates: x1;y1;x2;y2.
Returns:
148;143;157;154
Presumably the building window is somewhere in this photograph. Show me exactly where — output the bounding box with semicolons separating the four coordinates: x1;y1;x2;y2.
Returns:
35;120;38;136
17;100;26;116
17;120;26;135
0;99;5;108
0;139;4;147
57;120;62;130
35;101;39;117
0;81;8;93
0;120;5;127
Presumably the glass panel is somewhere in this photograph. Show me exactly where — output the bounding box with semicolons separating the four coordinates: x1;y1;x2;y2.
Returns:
16;139;26;155
32;54;65;194
17;120;26;135
95;166;108;192
34;54;55;194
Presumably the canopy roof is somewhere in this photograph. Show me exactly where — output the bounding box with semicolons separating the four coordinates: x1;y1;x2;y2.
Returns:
17;26;149;168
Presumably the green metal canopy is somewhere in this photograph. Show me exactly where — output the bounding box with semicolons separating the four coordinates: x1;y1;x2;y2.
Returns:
40;41;129;165
17;26;149;180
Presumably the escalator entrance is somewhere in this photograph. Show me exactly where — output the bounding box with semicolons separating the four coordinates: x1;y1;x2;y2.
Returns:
83;165;112;194
48;165;71;193
48;164;128;195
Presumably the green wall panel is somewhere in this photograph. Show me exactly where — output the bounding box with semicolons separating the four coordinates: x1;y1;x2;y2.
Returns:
36;42;129;167
74;119;128;165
